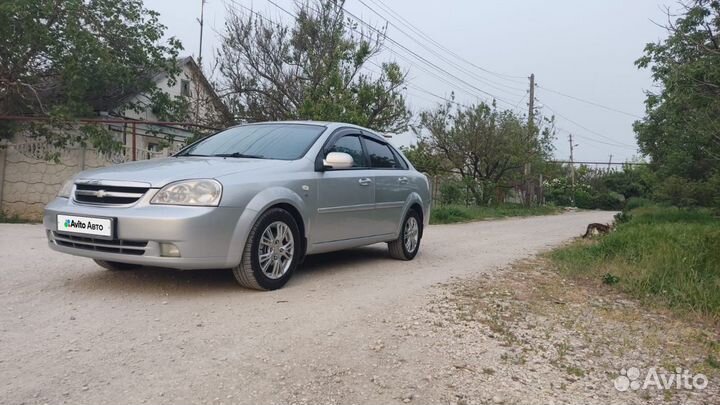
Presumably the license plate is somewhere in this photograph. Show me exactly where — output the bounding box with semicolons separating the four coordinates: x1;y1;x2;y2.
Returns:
57;214;113;238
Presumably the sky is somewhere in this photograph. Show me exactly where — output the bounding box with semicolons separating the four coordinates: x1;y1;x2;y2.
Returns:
143;0;672;163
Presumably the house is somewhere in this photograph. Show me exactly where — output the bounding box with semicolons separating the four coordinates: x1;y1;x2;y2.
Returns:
100;56;231;155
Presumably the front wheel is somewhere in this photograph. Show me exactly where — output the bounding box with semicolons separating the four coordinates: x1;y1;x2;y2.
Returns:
232;208;301;290
388;209;422;260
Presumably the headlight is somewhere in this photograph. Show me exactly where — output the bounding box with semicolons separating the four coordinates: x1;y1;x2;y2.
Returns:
58;179;74;198
151;179;222;206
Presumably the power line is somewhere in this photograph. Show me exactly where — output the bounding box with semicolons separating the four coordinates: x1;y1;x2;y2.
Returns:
537;85;643;119
354;0;527;99
542;102;638;148
350;0;647;150
264;0;294;16
552;124;637;150
334;4;523;111
360;0;527;83
551;160;648;166
229;0;636;155
377;47;510;108
260;0;522;112
569;131;638;150
224;0;497;113
358;0;643;124
224;0;285;27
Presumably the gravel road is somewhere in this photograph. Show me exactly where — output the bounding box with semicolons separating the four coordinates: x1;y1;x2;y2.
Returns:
0;211;615;405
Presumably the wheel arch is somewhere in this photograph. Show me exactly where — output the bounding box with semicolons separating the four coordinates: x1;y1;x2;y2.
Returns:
409;202;424;238
394;192;426;239
268;201;307;258
227;187;308;267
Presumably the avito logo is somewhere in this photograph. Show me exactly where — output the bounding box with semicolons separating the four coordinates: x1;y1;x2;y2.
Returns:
64;219;104;232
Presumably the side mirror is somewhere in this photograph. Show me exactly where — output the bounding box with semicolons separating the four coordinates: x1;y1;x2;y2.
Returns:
323;152;354;170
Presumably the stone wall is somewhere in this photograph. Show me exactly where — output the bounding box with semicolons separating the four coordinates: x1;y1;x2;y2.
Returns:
0;142;169;221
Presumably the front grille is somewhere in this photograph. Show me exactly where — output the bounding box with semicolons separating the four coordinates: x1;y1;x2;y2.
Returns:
53;232;148;255
74;184;149;205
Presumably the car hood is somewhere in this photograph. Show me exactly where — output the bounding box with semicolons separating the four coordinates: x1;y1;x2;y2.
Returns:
76;157;293;187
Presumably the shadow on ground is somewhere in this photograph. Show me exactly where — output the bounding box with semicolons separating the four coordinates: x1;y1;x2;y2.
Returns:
65;245;392;296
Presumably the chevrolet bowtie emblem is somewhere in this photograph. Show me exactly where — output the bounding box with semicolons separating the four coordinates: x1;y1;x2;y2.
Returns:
96;189;107;198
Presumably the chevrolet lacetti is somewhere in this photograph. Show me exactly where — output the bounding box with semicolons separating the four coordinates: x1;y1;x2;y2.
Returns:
44;122;431;290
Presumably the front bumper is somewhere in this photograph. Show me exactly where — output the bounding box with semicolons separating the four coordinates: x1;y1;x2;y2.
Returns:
44;197;246;270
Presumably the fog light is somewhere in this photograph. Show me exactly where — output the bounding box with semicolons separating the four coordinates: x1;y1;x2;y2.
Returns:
160;243;181;257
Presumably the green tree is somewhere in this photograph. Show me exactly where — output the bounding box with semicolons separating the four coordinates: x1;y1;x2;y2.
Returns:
0;0;184;149
634;0;720;206
218;0;411;133
602;164;655;199
414;100;553;205
400;139;447;176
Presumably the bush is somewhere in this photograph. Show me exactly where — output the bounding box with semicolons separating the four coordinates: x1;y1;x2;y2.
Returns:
430;204;560;224
573;190;595;209
431;206;473;223
594;191;625;210
624;197;653;211
614;211;632;224
654;174;720;208
439;180;464;205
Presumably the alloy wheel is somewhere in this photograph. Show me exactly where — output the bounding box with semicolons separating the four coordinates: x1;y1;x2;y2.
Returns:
258;221;294;279
403;216;419;253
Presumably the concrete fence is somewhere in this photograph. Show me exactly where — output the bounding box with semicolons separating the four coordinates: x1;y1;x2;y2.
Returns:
0;141;175;221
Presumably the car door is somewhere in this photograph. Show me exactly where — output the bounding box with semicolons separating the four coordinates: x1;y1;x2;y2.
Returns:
362;135;410;236
313;133;377;243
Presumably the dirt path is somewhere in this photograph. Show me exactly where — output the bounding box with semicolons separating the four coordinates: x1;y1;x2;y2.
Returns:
0;211;615;404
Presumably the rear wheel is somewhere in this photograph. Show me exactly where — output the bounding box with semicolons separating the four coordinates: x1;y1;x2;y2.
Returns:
94;259;138;271
388;209;422;260
232;208;301;290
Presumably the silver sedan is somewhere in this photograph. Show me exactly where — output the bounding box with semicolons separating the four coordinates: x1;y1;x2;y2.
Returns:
44;122;431;290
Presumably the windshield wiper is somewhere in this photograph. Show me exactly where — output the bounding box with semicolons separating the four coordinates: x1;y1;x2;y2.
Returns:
212;152;265;159
178;153;210;157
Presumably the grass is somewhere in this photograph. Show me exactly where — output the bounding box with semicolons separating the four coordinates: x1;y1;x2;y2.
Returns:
550;206;720;319
430;204;561;224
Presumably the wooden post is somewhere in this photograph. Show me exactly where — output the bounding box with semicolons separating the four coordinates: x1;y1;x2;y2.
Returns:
0;147;7;212
80;145;86;170
569;134;576;206
132;122;137;161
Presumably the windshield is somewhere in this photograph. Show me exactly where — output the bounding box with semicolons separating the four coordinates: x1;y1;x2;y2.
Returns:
179;123;326;160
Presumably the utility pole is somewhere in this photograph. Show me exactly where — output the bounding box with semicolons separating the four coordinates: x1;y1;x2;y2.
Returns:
194;0;206;124
608;154;613;171
197;0;206;69
524;73;535;205
528;73;535;125
569;133;577;206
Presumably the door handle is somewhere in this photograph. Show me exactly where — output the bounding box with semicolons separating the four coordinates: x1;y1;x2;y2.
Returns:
358;178;372;186
398;176;409;184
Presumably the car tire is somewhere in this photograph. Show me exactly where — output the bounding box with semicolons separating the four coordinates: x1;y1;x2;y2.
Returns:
232;208;302;290
388;209;422;260
94;259;138;271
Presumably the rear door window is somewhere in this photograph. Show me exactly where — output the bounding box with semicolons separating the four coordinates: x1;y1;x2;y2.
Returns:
364;138;399;169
